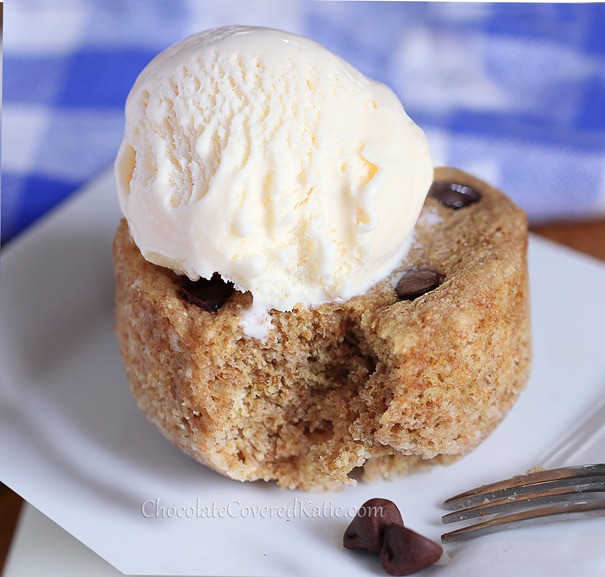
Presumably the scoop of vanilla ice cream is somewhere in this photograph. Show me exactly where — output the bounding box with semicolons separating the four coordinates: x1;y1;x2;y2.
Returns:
116;26;432;321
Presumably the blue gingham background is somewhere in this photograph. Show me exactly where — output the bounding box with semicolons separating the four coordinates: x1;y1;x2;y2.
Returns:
3;1;605;245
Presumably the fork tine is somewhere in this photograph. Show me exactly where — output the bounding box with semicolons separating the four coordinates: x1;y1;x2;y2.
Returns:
442;482;605;523
443;464;605;511
441;498;605;543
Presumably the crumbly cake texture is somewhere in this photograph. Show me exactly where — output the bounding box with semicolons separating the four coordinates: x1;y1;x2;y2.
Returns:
113;167;531;490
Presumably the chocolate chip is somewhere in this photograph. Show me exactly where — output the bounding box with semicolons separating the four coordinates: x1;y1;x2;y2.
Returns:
179;273;234;312
429;180;480;209
380;524;443;576
344;498;404;554
395;268;442;301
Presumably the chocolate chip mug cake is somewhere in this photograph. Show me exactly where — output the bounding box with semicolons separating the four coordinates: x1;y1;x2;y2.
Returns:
113;27;530;490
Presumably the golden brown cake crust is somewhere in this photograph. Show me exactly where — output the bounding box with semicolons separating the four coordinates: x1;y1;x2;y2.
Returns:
113;167;531;490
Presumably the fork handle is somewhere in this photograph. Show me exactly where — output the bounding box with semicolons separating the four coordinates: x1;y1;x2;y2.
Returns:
540;395;605;469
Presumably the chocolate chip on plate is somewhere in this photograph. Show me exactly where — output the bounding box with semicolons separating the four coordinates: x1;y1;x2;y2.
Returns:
380;524;443;576
429;181;481;209
395;268;442;301
179;273;235;312
344;498;404;554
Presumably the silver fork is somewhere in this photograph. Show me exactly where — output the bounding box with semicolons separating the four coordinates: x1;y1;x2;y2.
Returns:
441;463;605;542
441;395;605;543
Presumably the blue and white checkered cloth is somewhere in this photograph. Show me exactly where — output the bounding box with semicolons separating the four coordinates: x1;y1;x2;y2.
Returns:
3;1;605;245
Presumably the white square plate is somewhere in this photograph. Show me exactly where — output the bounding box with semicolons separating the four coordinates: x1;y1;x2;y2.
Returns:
1;169;604;576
